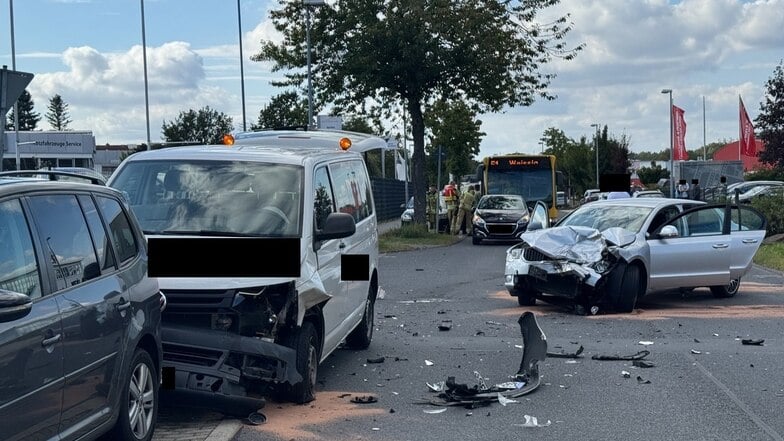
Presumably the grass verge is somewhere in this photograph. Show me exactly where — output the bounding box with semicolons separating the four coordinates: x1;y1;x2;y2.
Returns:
754;242;784;272
379;223;462;253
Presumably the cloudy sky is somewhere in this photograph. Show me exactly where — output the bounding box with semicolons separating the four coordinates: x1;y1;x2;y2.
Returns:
1;0;782;157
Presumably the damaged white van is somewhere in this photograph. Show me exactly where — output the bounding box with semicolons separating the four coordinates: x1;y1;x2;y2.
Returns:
107;130;382;411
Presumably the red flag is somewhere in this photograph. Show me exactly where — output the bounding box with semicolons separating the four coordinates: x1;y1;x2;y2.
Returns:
739;97;757;156
672;105;688;161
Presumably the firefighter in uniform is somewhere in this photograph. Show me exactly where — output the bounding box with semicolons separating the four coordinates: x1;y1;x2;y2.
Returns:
444;181;459;234
426;185;439;232
455;186;476;235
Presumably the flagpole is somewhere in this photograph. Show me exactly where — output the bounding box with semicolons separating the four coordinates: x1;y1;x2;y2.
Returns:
738;95;741;161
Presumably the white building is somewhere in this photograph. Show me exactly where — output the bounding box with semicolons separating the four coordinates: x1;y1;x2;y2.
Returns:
2;131;96;171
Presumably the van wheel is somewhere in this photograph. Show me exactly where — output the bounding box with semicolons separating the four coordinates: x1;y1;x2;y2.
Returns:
710;278;740;298
112;349;157;441
346;287;375;349
280;321;319;404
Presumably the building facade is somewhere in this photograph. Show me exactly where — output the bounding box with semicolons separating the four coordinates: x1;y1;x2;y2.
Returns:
1;131;96;171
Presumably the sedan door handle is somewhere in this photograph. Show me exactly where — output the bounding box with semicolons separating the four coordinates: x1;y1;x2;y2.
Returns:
712;243;729;249
117;299;132;311
338;241;346;249
742;239;758;244
41;333;62;347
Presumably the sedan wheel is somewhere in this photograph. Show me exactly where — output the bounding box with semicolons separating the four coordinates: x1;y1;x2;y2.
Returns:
710;278;740;298
615;265;641;313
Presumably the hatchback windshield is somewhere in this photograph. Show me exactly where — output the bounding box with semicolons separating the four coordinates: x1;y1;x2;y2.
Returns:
557;205;653;232
478;195;526;210
110;160;303;237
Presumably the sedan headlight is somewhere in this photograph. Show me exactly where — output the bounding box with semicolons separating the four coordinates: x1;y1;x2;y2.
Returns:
517;214;530;225
473;214;485;227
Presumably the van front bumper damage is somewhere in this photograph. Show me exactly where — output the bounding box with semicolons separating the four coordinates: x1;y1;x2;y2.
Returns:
161;324;301;415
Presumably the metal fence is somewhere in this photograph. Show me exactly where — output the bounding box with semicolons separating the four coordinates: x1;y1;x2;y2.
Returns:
371;177;409;221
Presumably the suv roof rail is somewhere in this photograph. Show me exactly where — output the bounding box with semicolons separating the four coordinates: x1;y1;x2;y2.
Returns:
0;170;106;185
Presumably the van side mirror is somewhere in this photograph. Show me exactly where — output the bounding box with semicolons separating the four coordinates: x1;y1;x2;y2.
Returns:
315;212;356;242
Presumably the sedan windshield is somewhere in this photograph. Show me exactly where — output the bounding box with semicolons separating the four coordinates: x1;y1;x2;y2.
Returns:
557;205;652;233
109;160;303;237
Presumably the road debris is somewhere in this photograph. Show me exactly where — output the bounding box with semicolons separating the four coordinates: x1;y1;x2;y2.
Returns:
636;376;651;384
427;381;446;392
742;339;765;346
621;371;631;379
690;349;702;355
416;312;547;409
497;394;519;406
350;395;378;404
438;320;453;331
367;357;386;364
632;360;655;368
592;350;650;361
514;415;552;428
246;412;267;425
423;408;448;414
425;360;434;366
547;345;584;359
638;341;654;346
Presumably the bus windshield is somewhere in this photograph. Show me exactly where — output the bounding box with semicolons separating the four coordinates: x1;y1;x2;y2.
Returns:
486;168;554;202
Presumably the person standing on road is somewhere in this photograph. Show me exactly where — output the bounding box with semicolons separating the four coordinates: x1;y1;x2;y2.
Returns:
455;186;476;235
426;185;439;232
444;181;459;234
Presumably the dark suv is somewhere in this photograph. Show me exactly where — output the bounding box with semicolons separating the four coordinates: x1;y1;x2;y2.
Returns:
0;173;163;441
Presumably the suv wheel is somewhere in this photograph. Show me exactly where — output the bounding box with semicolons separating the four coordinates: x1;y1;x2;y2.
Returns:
280;321;319;404
346;286;375;349
710;278;740;298
113;349;157;441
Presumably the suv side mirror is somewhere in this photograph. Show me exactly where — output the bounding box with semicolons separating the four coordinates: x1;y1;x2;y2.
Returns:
316;212;356;242
0;290;33;323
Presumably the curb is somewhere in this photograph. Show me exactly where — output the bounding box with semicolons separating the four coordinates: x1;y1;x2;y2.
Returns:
204;419;244;441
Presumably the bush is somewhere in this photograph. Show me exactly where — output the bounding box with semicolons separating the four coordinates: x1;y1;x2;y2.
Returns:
750;192;784;236
396;223;432;238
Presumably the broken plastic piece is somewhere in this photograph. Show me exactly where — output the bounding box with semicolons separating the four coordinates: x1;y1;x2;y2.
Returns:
592;350;650;361
636;376;651;384
690;349;701;354
497;393;519;406
547;345;584;359
367;356;385;364
741;339;764;346
425;360;434;366
423;407;448;414
638;341;654;346
351;395;378;404
473;371;488;391
632;360;655;368
495;381;526;390
438;320;453;331
621;370;631;378
515;415;552;428
427;381;446;392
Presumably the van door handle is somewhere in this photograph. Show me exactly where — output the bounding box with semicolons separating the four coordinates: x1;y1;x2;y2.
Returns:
742;239;758;244
712;243;729;249
41;333;62;347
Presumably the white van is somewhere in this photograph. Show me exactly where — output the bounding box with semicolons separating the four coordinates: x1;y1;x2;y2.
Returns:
108;130;381;409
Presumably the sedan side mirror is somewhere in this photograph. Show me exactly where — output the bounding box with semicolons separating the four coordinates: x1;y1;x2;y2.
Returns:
657;225;679;239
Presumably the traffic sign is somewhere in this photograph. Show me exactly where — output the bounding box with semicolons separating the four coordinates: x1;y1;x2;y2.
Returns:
1;66;34;115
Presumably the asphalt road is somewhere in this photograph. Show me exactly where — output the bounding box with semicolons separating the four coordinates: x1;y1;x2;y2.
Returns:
230;238;784;441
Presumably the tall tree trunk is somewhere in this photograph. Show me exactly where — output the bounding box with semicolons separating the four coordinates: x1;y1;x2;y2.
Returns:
408;97;427;225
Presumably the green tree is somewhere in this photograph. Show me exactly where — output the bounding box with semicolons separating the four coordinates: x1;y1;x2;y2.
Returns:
162;106;234;145
594;125;631;176
542;128;598;198
637;162;669;187
757;60;784;171
425;100;484;184
251;91;308;130
254;1;582;224
45;94;72;131
6;90;41;130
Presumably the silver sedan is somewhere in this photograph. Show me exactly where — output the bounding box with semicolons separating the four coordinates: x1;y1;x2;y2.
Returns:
504;198;767;312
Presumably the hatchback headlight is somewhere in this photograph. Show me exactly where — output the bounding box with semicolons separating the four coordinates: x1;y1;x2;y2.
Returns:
473;215;485;227
508;248;523;259
517;214;530;224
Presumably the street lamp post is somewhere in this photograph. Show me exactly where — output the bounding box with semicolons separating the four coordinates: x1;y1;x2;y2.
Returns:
237;0;247;131
661;89;674;198
140;0;151;150
590;123;599;188
303;0;325;129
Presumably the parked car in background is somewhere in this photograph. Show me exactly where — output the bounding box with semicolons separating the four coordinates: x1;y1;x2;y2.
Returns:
472;194;529;245
737;181;784;203
504;198;766;312
582;189;601;204
0;172;163;441
400;195;448;231
107;130;380;411
38;166;108;184
633;190;664;198
556;191;566;207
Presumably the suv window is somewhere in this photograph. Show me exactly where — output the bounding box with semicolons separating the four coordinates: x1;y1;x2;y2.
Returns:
0;199;42;298
96;196;138;264
28;195;100;290
79;195;117;271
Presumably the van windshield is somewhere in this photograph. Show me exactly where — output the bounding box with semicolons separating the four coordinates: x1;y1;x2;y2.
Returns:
109;160;303;237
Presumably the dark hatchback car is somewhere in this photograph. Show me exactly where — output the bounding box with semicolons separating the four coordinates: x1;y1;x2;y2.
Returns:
472;194;530;245
0;173;163;441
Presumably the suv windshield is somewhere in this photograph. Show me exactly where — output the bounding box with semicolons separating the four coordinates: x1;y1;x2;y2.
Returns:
110;160;303;237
